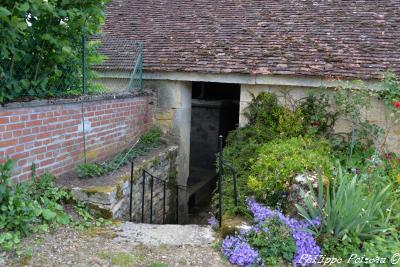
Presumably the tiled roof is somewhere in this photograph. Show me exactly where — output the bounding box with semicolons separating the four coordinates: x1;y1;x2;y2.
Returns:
99;0;400;80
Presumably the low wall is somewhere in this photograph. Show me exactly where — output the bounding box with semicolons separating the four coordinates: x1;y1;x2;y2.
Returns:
68;145;179;222
0;94;153;182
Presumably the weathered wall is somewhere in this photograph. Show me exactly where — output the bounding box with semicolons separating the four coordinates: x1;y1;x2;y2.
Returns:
95;78;192;185
0;95;153;182
190;100;221;170
71;145;179;223
240;84;400;152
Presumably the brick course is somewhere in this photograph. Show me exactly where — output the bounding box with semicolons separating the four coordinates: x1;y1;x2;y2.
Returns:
0;96;153;182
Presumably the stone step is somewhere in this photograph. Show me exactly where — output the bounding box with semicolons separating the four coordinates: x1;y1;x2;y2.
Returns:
112;222;215;246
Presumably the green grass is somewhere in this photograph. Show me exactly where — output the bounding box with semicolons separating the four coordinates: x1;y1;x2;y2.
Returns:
97;251;143;267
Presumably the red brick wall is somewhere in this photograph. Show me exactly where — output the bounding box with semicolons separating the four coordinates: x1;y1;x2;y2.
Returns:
0;96;153;182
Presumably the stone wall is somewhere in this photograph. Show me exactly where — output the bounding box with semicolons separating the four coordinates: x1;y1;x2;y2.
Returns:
71;145;179;223
0;94;153;182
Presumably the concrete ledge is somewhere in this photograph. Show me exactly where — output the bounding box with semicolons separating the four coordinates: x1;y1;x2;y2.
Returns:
1;92;147;109
97;70;382;90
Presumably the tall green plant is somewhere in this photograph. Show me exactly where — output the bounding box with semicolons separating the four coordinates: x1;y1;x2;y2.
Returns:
296;166;394;241
0;0;108;103
248;137;332;207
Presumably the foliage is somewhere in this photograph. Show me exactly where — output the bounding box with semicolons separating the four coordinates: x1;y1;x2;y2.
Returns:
248;137;332;207
76;128;162;179
246;217;296;265
243;92;284;130
222;199;320;266
0;159;110;252
0;0;108;103
362;229;400;261
296;166;394;241
380;71;400;123
0;159;71;251
299;93;338;137
217;92;344;216
76;163;104;179
217;82;400;265
139;127;162;145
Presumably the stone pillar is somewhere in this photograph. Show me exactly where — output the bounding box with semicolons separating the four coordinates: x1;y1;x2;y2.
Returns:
152;80;192;223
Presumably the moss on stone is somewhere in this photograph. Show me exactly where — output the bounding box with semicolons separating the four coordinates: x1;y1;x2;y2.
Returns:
116;181;124;199
83;186;115;196
87;203;113;219
219;215;248;238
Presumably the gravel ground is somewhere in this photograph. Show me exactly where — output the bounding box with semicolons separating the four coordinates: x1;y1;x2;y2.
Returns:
3;224;232;267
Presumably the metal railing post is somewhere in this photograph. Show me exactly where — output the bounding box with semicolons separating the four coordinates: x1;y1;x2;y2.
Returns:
150;176;154;223
218;135;223;228
141;170;145;223
176;185;179;224
129;162;134;221
163;181;166;224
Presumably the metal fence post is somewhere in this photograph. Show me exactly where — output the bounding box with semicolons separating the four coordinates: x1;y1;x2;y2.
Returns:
163;181;166;224
218;135;223;228
129;162;134;221
176;185;179;224
141;170;145;223
150;176;154;224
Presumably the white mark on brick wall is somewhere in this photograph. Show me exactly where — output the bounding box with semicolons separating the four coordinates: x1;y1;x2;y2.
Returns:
78;119;92;133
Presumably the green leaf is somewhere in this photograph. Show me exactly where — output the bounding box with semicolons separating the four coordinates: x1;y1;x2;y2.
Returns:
42;209;57;221
17;3;30;12
62;46;72;54
0;7;11;17
56;214;70;225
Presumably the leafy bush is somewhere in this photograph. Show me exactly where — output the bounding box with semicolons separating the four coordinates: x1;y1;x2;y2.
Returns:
217;92;341;216
248;137;332;207
76;163;104;179
0;159;71;251
0;1;108;103
299;93;338;137
0;159;110;252
243;92;284;129
296;166;394;241
246;217;296;265
222;199;320;266
139;127;162;145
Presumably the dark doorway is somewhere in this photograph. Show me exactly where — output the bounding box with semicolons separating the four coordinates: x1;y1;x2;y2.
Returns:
188;82;240;224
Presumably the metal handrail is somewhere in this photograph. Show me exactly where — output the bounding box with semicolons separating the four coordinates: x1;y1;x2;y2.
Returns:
129;162;188;224
217;135;238;227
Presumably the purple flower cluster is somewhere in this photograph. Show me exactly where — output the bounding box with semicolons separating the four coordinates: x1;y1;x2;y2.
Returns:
221;236;259;267
208;215;218;228
246;198;321;266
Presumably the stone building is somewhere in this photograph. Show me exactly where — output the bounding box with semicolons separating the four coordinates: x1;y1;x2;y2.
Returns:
95;0;400;212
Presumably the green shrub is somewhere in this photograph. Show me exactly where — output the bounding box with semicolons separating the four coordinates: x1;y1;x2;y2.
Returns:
243;92;284;129
246;217;296;265
0;159;110;252
0;159;71;251
139;127;162;145
362;229;400;261
76;163;104;179
0;1;108;103
298;93;338;137
247;137;332;206
296;166;394;241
